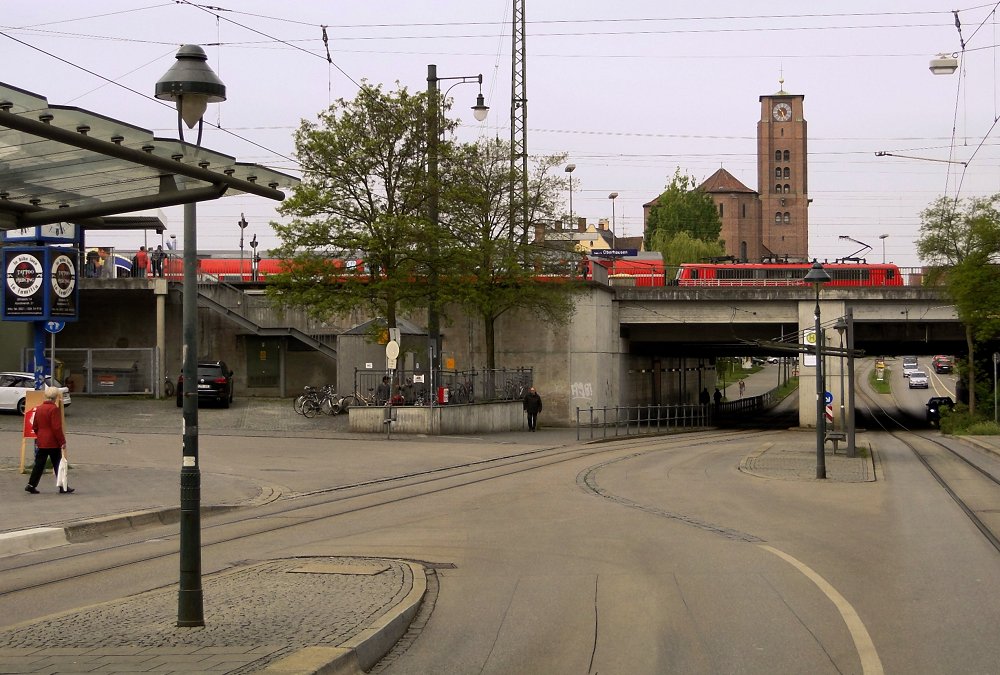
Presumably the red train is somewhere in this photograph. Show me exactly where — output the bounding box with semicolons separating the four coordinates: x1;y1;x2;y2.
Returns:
675;262;903;287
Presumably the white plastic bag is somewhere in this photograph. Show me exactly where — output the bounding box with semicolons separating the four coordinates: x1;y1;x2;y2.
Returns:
56;459;69;491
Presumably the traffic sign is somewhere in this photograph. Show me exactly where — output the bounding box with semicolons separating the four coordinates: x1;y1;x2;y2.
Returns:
824;391;833;405
44;320;65;334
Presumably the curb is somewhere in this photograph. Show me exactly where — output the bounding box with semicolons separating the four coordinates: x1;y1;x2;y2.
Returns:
263;560;427;675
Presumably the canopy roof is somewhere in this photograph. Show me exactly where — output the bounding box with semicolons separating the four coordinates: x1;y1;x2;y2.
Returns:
0;82;298;231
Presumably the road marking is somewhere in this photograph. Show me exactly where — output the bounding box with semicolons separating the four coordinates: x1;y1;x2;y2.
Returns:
759;544;884;675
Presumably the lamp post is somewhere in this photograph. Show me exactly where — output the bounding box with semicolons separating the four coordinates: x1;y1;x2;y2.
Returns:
879;234;888;263
804;260;832;479
426;64;488;405
250;233;259;282
608;192;618;251
565;163;576;226
155;44;226;628
238;213;248;281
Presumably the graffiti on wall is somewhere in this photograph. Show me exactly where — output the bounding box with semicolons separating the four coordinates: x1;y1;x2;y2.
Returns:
571;381;593;399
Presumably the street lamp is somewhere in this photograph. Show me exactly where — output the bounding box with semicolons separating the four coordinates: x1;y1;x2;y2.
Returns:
565;164;576;227
155;44;226;628
426;64;488;405
238;213;248;281
879;233;888;264
608;192;618;251
804;260;832;479
250;233;259;282
929;53;959;75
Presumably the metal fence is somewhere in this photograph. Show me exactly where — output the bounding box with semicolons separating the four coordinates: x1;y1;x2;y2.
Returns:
24;347;157;395
575;389;780;440
352;366;533;406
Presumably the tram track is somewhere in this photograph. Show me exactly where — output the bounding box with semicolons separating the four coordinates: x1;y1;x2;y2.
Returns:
856;362;1000;555
0;429;764;599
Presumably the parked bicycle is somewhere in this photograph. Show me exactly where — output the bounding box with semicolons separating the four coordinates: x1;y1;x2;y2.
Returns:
337;388;377;411
294;385;341;417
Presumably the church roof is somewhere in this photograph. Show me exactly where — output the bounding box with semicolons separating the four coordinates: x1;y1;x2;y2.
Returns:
697;168;756;194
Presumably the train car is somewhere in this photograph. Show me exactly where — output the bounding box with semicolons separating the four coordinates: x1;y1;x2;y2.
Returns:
675;262;903;287
163;257;365;280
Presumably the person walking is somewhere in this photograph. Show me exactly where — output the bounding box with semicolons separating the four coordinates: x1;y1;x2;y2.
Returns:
25;387;73;495
713;387;722;407
738;379;746;398
150;244;166;277
699;387;710;408
523;386;543;431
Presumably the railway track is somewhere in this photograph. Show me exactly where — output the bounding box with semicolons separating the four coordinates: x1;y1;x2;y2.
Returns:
856;363;1000;555
0;429;764;599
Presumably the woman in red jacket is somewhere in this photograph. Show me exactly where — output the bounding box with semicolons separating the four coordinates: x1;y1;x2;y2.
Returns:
25;387;73;494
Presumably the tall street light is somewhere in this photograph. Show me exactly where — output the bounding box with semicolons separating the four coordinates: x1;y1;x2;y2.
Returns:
238;213;248;281
834;316;848;436
608;192;618;251
426;64;488;404
565;163;576;227
804;260;831;479
155;44;226;628
879;233;888;264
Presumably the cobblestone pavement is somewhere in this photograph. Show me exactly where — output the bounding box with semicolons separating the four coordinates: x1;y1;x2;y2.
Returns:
0;557;417;674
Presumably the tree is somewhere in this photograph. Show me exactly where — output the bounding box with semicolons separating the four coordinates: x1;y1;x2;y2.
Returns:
917;194;1000;416
650;230;726;270
645;168;723;250
267;82;447;332
439;138;579;369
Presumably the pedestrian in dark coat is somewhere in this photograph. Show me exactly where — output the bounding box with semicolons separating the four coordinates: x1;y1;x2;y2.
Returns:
25;387;73;494
523;386;543;431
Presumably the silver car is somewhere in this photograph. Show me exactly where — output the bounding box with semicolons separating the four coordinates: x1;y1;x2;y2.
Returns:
908;371;929;389
0;372;72;414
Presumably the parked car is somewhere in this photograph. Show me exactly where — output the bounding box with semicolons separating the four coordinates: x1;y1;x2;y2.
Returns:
926;396;954;425
766;356;780;364
0;372;72;415
908;371;929;389
176;360;234;408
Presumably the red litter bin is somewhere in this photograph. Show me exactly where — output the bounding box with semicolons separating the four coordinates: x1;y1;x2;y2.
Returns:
437;386;449;404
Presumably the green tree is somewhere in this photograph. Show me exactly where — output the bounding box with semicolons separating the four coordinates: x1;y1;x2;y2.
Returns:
645;168;723;250
917;194;1000;416
267;82;447;331
439;139;579;369
650;230;727;269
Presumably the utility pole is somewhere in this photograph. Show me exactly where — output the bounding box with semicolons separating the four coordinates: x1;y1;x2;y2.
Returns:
510;0;528;243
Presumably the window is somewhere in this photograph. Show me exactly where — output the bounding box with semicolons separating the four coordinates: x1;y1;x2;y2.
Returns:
775;150;782;161
718;203;724;217
775;183;781;193
783;150;790;161
741;204;746;218
784;184;790;193
783;167;790;179
783;212;791;223
774;212;782;223
775;167;782;178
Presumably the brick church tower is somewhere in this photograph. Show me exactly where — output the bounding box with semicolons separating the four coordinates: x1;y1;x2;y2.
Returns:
757;82;809;260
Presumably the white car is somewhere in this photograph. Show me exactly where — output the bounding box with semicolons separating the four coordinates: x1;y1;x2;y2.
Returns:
908;371;929;389
902;363;921;378
0;372;71;415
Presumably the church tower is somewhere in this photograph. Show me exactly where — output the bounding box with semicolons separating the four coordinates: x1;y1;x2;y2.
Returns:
757;82;808;260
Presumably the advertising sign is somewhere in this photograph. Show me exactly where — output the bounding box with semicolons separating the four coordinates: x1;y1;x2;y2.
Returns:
2;246;80;321
3;248;45;318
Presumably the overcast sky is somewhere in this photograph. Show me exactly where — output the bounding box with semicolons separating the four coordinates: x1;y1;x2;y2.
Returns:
2;1;996;267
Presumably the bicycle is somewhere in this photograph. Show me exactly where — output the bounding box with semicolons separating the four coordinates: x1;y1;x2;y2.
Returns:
337;388;377;411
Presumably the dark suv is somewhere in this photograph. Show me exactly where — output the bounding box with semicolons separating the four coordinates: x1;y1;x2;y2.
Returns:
176;361;234;408
926;396;954;426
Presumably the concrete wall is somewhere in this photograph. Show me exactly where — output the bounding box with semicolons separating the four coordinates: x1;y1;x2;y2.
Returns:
349;401;525;434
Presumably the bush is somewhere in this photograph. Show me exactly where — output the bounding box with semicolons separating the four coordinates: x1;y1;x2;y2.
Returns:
940;406;1000;435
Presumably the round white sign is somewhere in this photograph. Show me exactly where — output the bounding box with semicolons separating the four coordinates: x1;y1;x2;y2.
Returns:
51;254;76;298
6;253;43;297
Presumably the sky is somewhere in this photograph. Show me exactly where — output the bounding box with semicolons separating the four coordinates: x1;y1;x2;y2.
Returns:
2;0;998;268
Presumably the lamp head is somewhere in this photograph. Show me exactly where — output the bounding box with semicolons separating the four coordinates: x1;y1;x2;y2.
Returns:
155;45;227;129
609;192;618;200
565;163;576;173
471;92;489;121
929;53;959;75
803;259;832;286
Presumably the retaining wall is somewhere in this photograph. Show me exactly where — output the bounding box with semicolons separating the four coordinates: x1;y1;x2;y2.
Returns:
348;401;526;434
